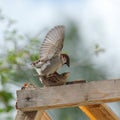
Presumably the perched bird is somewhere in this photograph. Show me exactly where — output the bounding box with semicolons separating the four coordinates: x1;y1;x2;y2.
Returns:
39;72;70;87
32;25;70;77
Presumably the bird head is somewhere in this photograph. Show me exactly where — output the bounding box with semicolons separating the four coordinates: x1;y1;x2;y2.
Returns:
61;53;70;67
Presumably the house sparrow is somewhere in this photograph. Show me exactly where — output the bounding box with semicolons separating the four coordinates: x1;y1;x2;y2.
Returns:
39;72;70;87
32;25;70;76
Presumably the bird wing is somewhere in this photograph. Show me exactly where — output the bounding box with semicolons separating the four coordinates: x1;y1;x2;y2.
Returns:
40;25;65;61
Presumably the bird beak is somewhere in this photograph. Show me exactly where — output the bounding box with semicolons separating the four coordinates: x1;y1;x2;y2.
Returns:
66;56;70;67
66;62;70;67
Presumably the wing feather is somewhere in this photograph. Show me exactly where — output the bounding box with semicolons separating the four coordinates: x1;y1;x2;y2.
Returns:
40;25;65;61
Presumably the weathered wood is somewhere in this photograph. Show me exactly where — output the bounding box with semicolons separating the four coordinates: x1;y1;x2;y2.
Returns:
80;104;119;120
16;79;120;111
15;110;37;120
40;111;52;120
15;84;51;120
15;110;51;120
36;111;51;120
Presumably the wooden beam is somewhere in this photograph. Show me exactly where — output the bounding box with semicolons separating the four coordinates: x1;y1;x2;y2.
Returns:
16;79;120;111
15;110;51;120
80;104;119;120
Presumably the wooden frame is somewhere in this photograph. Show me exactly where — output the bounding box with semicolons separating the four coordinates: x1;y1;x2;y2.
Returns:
15;79;120;120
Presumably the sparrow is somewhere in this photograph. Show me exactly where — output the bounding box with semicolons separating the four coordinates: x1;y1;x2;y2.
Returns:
32;25;70;77
39;72;70;87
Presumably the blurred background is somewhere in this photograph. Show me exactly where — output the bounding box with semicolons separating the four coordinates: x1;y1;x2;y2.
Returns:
1;0;120;120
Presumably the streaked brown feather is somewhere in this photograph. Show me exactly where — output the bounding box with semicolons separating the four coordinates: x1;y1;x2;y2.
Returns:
40;72;70;86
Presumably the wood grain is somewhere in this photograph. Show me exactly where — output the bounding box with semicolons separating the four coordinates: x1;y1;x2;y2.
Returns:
15;110;51;120
80;104;119;120
16;79;120;111
15;110;37;120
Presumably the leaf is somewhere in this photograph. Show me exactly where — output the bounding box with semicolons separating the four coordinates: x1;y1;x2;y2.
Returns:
6;105;14;112
30;54;39;61
1;74;8;85
7;52;17;64
0;90;14;103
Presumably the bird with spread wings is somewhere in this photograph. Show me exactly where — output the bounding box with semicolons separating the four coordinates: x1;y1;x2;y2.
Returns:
32;25;70;78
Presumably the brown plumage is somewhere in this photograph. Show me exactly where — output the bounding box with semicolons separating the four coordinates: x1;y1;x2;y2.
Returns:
39;72;70;87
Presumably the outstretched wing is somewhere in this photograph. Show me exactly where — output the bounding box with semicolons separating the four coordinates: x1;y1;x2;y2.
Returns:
40;25;65;61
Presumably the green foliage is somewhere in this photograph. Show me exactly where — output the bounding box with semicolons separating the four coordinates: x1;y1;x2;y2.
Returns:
0;90;14;112
1;74;8;85
0;90;13;104
7;52;17;64
30;54;39;61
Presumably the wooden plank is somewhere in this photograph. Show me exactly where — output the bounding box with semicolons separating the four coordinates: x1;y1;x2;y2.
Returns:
16;79;120;111
80;104;119;120
15;110;51;120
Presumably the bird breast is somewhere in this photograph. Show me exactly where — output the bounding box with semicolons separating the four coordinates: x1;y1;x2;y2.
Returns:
40;56;62;75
